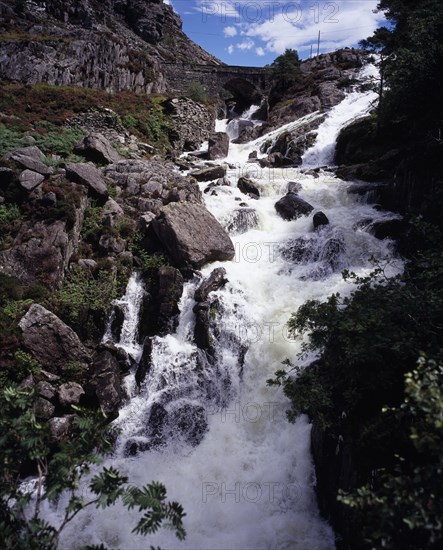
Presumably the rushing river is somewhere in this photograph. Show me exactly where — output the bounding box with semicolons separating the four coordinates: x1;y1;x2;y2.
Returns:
46;63;400;549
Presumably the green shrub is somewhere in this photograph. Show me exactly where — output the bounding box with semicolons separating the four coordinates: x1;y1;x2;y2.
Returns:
186;81;209;104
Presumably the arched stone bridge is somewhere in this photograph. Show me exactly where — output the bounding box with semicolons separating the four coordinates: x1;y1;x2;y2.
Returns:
165;63;271;104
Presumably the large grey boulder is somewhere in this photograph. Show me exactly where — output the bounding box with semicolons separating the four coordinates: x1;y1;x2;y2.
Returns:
275;194;314;221
152;202;235;269
58;382;85;406
19;304;91;374
4;146;54;176
189;165;227;182
207;132;229;160
74;133;122;165
65;162;108;199
19;170;45;191
0;189;87;288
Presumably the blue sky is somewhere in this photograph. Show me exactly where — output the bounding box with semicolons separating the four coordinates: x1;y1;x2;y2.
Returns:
166;1;386;66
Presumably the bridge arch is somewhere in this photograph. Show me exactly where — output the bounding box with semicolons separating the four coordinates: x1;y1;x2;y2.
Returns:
222;77;263;114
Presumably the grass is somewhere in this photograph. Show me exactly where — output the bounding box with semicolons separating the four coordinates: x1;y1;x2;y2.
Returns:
0;83;171;151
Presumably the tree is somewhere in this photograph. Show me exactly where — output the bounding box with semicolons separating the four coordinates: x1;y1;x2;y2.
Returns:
0;385;186;549
359;0;443;136
268;49;302;88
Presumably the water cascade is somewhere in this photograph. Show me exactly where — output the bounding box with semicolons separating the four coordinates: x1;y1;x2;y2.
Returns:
46;63;401;549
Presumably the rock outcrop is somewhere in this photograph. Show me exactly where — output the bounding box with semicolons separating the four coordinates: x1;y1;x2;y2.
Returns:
19;304;91;374
207;132;229;160
0;0;220;95
152;202;235;269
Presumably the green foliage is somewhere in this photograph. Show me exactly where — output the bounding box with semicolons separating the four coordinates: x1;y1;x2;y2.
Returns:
268;49;302;88
130;234;168;276
186;81;209;104
360;0;443;135
54;265;118;340
0;387;186;549
0;203;21;226
0;123;85;157
338;356;443;549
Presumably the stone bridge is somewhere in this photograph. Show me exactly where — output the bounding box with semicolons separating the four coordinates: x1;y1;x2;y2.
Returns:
165;63;271;106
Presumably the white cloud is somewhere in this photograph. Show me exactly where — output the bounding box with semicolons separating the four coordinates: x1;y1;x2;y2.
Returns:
227;44;235;55
256;47;266;57
223;26;238;38
237;38;255;51
242;1;385;55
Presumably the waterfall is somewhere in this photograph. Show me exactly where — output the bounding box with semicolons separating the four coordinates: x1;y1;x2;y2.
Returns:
46;62;401;550
102;272;145;360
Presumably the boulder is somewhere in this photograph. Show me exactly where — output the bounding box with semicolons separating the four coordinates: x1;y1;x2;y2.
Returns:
0;197;87;288
208;132;229;160
36;398;55;420
275;194;314;221
86;346;128;418
152;202;235;269
98;233;126;255
194;267;227;302
74;133;122;165
18;170;45;191
48;415;75;442
259;152;293;168
58;382;85;406
157;266;184;336
65;162;108;199
19;304;91;374
4;146;53;176
237;177;260;198
189;165;227;182
313;211;330;229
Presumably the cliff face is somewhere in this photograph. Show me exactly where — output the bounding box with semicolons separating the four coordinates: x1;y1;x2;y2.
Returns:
0;0;221;94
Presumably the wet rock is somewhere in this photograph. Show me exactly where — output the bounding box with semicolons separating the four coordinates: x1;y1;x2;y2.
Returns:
226;208;259;235
146;402;169;446
275;194;314;221
74;133;122;165
135;337;153;386
195;267;227;302
157;266;184;336
152;202;235;269
370;219;406;240
86;346;128;418
208;132;229;160
189;165;227;182
58;382;85;407
19;170;45;191
313;211;330;229
287;181;303;194
193;302;213;355
110;304;125;341
65;162;108;200
237;177;260;198
19;304;91;374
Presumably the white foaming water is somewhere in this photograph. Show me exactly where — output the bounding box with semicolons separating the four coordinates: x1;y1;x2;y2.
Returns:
102;272;145;360
42;63;402;549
